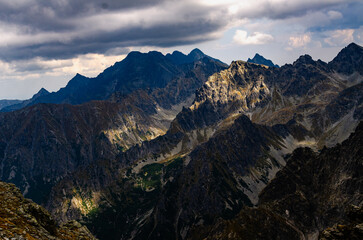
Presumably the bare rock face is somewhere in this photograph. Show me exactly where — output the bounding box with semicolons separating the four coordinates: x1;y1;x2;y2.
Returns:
0;49;226;208
1;43;362;240
328;42;363;75
319;205;363;240
0;181;96;240
43;43;363;240
191;120;363;239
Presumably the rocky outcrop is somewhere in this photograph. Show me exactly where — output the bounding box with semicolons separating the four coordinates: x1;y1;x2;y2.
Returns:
192;120;363;239
319;205;363;240
0;181;96;239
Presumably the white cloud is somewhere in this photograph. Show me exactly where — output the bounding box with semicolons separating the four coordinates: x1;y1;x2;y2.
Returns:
0;53;127;99
60;53;126;77
324;29;355;46
0;52;124;86
289;34;311;48
233;30;273;45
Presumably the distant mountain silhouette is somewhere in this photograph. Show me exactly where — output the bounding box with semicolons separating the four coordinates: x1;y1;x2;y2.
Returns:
2;49;227;112
1;88;49;112
247;53;279;67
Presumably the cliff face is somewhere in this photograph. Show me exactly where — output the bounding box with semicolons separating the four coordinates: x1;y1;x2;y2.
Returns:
132;115;305;239
191;120;363;240
0;181;96;240
1;43;362;240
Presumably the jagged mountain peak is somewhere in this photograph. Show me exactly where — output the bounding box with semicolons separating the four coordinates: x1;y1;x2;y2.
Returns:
345;42;363;51
165;48;207;65
332;42;363;59
70;73;87;80
74;73;86;78
123;50;165;61
328;42;363;75
37;87;49;94
119;50;167;63
32;87;50;99
125;50;143;57
188;48;206;59
247;53;279;68
293;54;315;65
64;73;90;89
147;50;165;57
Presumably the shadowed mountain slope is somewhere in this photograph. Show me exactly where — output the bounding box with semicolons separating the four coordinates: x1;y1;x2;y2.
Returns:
192;120;363;239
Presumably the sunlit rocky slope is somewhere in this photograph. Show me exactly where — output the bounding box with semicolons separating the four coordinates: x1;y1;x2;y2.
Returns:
0;43;362;240
0;181;96;239
46;43;362;239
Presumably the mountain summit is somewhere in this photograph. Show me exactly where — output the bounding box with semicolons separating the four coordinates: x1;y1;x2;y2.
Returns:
247;53;279;67
2;50;226;111
166;48;225;65
329;42;363;75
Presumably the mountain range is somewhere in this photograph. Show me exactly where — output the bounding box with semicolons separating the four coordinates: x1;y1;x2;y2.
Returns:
0;43;362;239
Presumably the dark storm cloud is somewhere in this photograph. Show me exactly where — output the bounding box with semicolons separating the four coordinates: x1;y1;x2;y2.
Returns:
0;0;228;60
0;0;167;33
0;0;361;61
0;21;220;61
235;0;358;20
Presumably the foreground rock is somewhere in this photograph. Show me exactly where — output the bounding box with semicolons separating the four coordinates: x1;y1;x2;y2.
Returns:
0;181;96;240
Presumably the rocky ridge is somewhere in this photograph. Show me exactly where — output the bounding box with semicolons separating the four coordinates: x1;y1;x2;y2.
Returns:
1;43;362;240
0;49;226;207
191;120;363;239
45;43;363;239
0;181;96;240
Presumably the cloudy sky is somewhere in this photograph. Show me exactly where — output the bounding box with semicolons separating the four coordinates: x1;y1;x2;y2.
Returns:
0;0;362;99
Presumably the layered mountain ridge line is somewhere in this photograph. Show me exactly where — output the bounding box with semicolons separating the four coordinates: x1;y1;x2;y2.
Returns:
42;43;363;240
0;49;227;206
1;48;226;112
0;43;362;239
